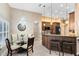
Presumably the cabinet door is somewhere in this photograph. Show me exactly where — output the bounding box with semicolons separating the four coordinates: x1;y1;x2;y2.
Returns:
69;12;75;32
42;36;45;45
44;36;48;48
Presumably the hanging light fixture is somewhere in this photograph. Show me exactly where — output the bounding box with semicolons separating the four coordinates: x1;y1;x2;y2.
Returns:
64;3;69;35
39;4;46;26
42;4;46;26
50;1;52;25
65;3;69;24
62;3;68;24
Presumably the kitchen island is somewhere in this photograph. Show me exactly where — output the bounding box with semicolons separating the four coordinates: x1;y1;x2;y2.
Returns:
42;34;77;55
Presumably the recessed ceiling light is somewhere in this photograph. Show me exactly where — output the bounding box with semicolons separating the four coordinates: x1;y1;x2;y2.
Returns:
38;4;45;8
60;4;64;7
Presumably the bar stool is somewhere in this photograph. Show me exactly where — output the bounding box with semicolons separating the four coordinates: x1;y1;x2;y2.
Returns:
49;40;61;56
62;41;75;56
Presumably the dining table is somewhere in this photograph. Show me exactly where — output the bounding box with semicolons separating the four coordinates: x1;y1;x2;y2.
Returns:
13;40;27;53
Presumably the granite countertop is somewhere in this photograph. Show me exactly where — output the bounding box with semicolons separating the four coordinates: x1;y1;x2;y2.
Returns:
42;33;60;36
42;33;78;37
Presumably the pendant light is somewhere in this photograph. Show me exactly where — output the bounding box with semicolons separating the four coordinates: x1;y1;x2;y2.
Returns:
50;1;52;25
42;4;46;26
42;4;46;32
39;4;46;26
65;3;68;24
64;3;68;35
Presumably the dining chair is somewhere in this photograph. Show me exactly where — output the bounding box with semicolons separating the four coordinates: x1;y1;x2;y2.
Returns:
11;34;18;44
22;37;34;56
62;41;75;56
62;36;76;56
5;38;20;56
49;39;61;56
49;36;62;56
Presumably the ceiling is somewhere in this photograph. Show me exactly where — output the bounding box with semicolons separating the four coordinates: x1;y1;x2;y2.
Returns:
9;3;75;19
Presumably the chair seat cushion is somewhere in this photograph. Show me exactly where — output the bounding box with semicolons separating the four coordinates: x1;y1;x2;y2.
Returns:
11;44;20;50
21;44;27;49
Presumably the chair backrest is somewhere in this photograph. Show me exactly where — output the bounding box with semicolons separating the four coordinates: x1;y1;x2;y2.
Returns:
27;37;34;48
11;34;18;43
63;36;76;43
5;38;11;51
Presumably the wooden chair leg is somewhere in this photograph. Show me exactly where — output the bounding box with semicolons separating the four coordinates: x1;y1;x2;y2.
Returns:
62;51;64;56
74;52;76;56
27;52;28;56
74;48;76;56
27;49;28;56
58;44;60;56
49;44;51;54
7;50;9;56
70;46;72;54
49;47;51;54
74;45;76;56
10;51;12;56
62;46;64;56
32;47;34;53
50;49;51;54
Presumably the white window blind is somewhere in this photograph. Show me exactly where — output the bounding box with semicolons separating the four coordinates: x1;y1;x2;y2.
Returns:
0;16;9;48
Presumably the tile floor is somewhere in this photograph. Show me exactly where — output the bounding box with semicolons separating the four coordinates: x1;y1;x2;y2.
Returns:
12;39;74;56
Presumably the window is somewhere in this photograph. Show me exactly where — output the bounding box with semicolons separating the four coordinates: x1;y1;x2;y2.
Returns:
0;16;9;48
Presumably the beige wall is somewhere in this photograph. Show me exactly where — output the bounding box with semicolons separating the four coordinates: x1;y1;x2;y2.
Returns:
75;4;79;36
0;3;11;55
10;8;41;39
75;4;79;55
0;3;11;21
0;3;11;38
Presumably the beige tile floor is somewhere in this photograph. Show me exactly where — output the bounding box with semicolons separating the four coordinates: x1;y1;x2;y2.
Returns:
12;39;74;56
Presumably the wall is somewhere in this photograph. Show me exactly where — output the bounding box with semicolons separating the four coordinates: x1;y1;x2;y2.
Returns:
10;8;41;40
0;3;11;55
0;3;11;38
75;4;79;36
0;3;11;21
75;4;79;55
